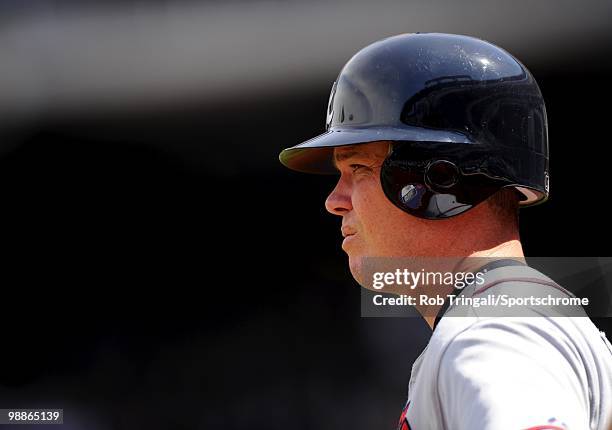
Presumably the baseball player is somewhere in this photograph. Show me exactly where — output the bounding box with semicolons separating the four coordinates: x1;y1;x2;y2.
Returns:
278;33;612;429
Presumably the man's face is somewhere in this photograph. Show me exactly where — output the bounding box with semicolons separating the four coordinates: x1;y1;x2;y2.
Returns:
325;141;441;282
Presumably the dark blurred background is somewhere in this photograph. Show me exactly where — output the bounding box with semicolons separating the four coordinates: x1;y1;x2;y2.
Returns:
0;0;611;429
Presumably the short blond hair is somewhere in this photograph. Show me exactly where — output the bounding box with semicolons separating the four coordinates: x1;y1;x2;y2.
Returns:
487;187;520;224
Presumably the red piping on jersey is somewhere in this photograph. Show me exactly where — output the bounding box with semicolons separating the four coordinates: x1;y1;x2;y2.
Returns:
472;277;573;297
522;426;567;430
397;401;412;430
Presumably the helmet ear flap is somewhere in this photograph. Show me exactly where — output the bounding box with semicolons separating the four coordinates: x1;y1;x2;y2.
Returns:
380;144;502;220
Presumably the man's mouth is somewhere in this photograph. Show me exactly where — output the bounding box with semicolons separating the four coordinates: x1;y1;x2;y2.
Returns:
341;226;357;238
341;226;357;250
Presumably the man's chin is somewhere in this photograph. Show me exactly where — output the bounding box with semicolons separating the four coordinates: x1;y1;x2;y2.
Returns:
347;253;367;287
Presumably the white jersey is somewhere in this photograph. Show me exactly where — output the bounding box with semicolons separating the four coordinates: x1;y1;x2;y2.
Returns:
398;263;612;430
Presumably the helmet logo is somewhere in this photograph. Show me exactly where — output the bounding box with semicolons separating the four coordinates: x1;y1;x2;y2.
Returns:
326;81;338;129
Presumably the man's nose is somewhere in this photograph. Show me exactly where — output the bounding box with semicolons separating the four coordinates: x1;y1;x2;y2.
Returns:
325;177;352;216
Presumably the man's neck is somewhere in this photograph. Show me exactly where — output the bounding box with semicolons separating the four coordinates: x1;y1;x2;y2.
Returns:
421;239;525;330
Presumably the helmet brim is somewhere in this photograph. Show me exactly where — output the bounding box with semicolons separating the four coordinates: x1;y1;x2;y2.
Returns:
279;126;472;174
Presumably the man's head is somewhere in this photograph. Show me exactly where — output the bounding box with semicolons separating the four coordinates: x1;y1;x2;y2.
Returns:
278;33;548;280
325;141;521;282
